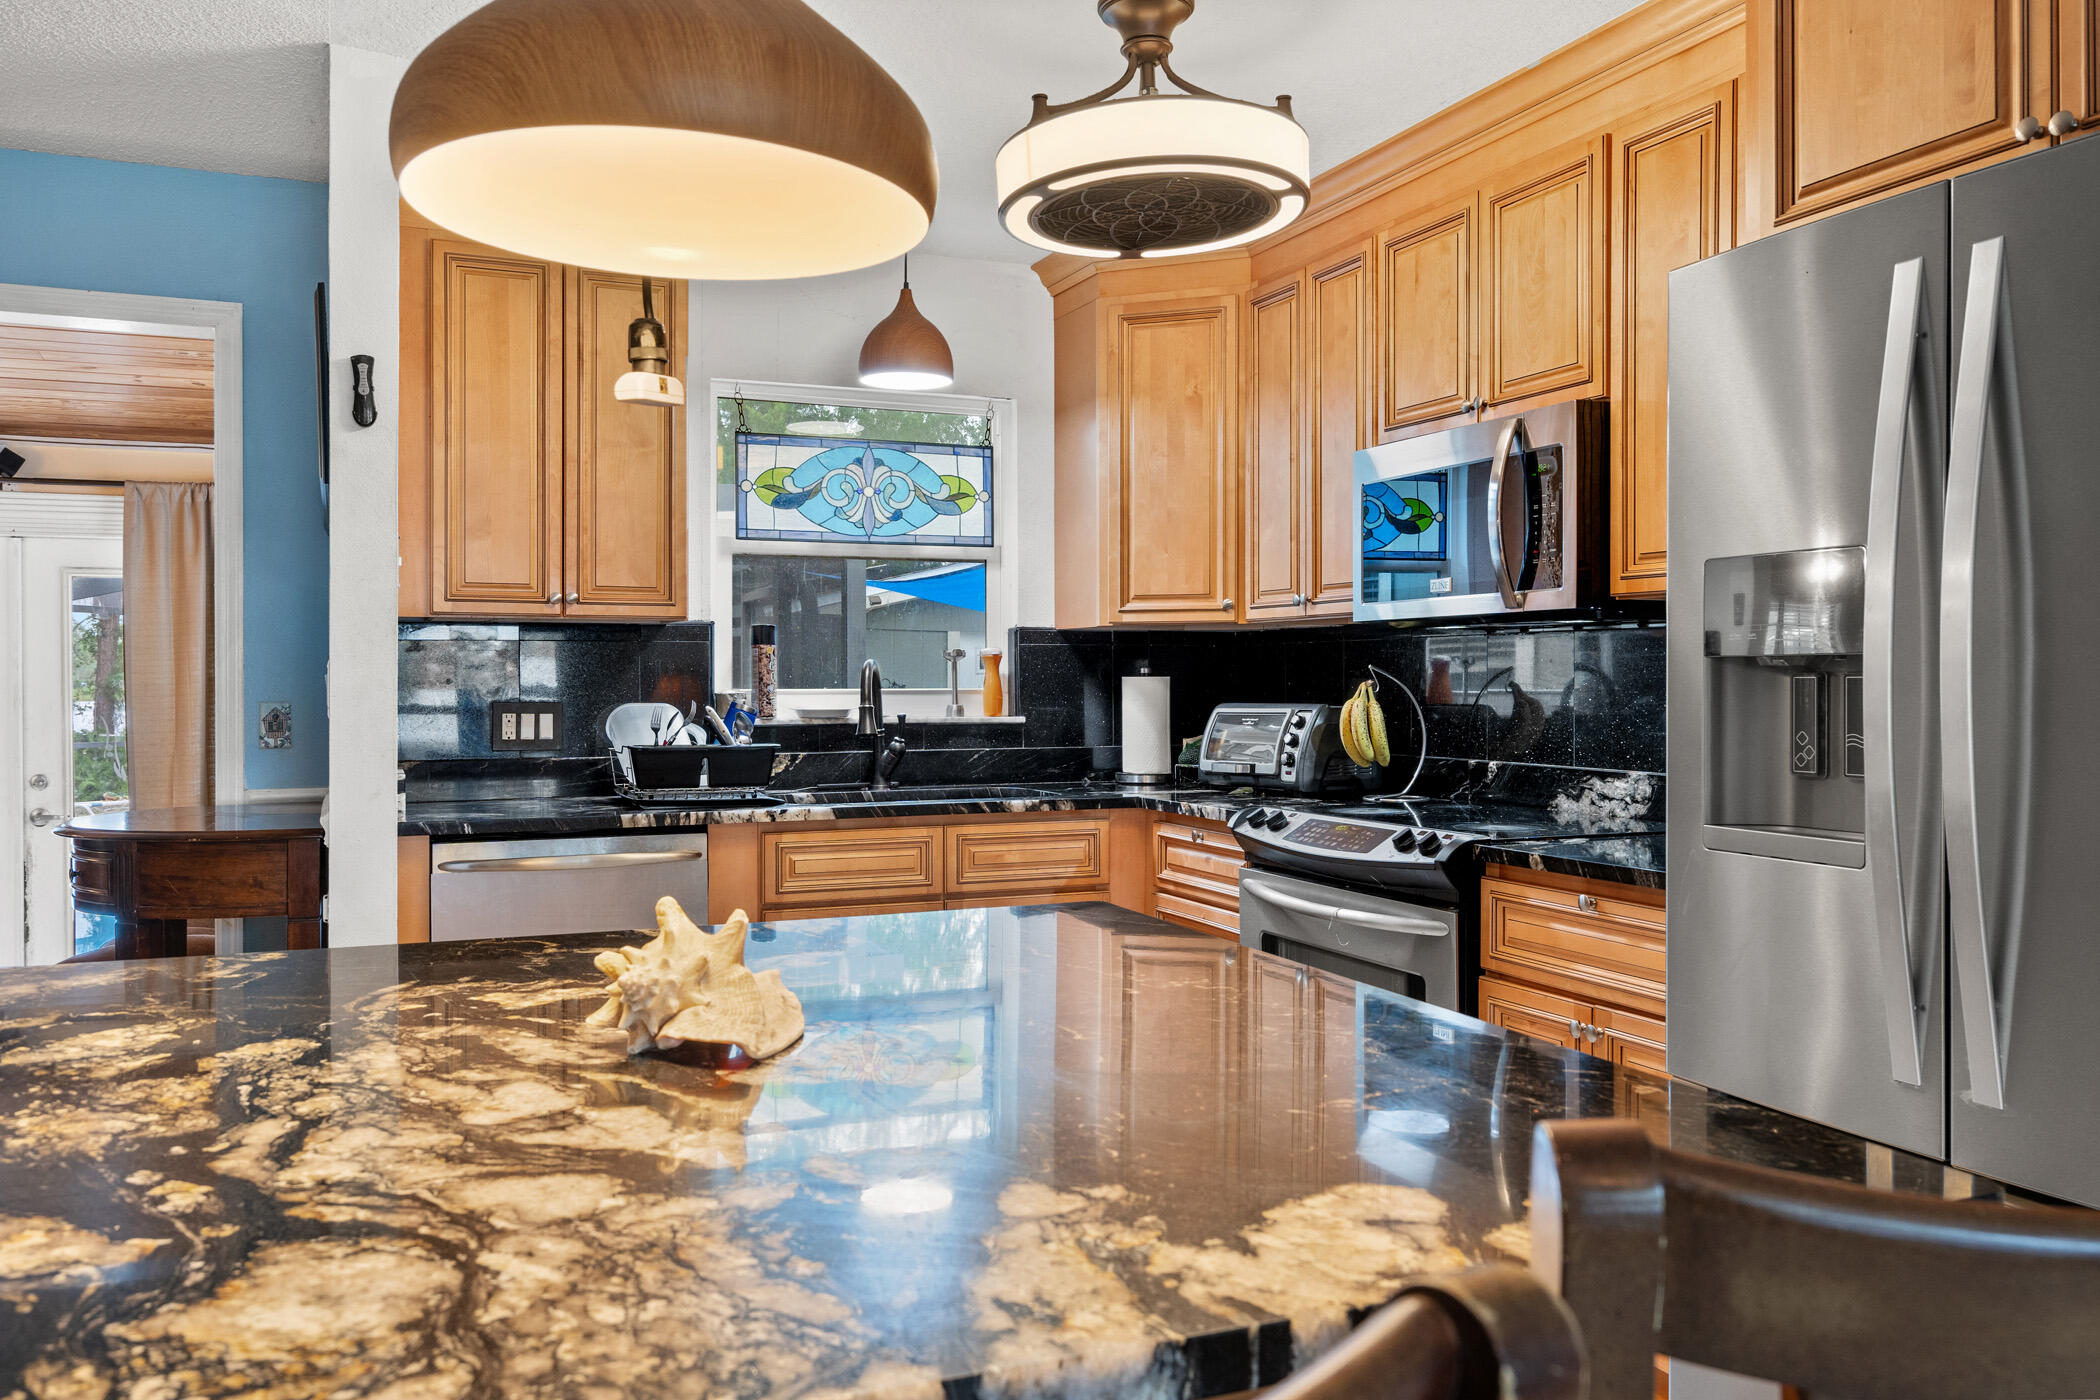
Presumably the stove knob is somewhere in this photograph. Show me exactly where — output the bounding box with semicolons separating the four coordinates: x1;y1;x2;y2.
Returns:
1265;811;1291;831
1291;714;1308;729
1243;808;1269;826
1284;734;1301;749
1389;829;1417;852
1417;831;1444;856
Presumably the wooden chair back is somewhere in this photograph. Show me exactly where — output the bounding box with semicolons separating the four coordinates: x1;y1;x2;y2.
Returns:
1530;1118;2100;1400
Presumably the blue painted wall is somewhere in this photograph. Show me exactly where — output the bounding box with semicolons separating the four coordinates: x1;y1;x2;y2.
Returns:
0;148;329;791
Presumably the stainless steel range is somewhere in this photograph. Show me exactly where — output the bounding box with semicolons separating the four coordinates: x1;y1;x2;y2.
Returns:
1229;796;1661;1015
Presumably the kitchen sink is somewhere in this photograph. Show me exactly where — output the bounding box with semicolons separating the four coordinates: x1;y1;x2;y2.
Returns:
778;783;1065;804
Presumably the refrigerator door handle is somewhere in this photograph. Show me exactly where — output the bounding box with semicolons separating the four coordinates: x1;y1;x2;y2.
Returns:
1944;235;2035;1112
1486;414;1530;610
1863;256;1939;1088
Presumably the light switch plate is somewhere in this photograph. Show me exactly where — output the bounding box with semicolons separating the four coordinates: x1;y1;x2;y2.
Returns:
490;699;563;751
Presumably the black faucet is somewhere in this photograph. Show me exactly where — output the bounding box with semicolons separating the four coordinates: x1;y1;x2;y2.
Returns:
857;660;909;789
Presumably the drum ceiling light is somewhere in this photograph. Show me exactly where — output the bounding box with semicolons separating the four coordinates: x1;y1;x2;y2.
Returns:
996;0;1310;260
390;0;939;281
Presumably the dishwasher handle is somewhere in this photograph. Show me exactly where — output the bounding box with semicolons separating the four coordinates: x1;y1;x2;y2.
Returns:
1242;876;1451;938
436;851;706;874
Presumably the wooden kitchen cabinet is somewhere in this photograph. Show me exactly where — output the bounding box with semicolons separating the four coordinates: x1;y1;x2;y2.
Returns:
1241;273;1306;620
1244;245;1373;622
400;212;687;620
1153;816;1245;940
1377;193;1476;432
1609;88;1735;596
946;819;1108;898
761;826;943;910
564;268;687;618
1481;135;1607;408
1754;0;2047;230
1104;291;1241;622
1480;864;1668;1067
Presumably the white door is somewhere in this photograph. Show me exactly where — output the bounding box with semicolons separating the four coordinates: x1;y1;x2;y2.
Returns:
3;531;125;966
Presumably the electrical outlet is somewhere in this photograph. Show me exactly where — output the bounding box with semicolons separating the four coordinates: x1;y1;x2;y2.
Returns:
490;700;564;751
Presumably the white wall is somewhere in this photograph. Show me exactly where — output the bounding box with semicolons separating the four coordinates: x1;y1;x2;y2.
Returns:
685;254;1055;628
324;44;406;946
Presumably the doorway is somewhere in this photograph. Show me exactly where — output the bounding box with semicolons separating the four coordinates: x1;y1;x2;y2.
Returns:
0;283;243;967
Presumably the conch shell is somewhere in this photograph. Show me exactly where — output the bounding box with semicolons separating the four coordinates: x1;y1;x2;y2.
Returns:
586;900;804;1060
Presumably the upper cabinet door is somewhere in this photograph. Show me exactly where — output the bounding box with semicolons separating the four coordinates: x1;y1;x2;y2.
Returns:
1108;294;1240;622
2054;0;2100;137
1768;0;2034;225
1377;194;1475;433
1482;136;1605;407
1307;246;1373;615
565;269;687;619
1610;90;1734;598
428;240;565;616
1242;276;1306;621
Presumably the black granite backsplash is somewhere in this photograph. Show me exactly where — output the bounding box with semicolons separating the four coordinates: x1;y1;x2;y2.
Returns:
1011;617;1667;791
400;621;714;761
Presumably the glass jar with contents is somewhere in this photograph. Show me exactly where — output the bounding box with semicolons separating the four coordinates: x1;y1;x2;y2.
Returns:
749;624;777;720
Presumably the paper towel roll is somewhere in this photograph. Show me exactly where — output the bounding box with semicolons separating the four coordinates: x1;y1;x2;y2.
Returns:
1119;675;1174;781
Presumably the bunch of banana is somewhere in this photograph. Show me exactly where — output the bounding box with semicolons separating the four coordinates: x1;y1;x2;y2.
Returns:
1338;680;1391;769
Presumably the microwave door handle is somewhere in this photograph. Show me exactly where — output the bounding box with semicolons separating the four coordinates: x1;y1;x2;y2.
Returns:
1486;415;1530;609
1242;876;1451;938
1862;256;1940;1089
1944;236;2034;1111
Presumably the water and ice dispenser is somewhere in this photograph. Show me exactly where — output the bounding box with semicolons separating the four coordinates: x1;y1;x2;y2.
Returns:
1702;546;1868;866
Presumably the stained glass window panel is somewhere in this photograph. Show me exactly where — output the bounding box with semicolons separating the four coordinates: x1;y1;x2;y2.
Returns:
736;433;993;547
1361;474;1448;562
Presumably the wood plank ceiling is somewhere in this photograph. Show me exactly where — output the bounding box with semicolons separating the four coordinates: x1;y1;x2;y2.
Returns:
0;323;215;445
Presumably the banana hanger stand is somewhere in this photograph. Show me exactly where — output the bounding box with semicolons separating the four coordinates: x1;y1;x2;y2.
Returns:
1357;665;1429;798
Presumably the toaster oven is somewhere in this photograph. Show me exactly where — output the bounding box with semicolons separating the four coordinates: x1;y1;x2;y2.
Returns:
1196;703;1361;795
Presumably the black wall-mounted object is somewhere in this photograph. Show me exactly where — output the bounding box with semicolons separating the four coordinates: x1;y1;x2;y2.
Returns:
350;354;377;427
0;446;25;479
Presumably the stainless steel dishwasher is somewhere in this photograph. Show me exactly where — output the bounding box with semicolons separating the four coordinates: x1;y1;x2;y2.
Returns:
428;832;708;942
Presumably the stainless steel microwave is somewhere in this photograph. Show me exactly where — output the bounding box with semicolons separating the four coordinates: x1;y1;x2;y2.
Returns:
1352;399;1606;622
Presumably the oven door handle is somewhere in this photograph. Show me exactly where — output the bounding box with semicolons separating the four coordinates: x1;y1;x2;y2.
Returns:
1242;877;1451;938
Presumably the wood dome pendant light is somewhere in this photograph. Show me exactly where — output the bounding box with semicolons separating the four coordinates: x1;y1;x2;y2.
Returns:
390;0;939;281
858;258;954;391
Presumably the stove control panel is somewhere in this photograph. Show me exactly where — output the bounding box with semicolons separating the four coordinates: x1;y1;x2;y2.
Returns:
1230;807;1467;867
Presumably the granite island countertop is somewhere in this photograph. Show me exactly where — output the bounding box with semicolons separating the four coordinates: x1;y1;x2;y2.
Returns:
1;904;1965;1398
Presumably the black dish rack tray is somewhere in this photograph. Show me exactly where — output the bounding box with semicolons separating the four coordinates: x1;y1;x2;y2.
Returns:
608;749;784;807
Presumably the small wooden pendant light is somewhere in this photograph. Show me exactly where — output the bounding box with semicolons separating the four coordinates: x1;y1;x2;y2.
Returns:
858;258;954;391
390;0;938;281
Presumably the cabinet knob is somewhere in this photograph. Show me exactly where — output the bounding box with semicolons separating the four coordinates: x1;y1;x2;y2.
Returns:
2049;109;2081;137
2014;115;2044;143
1291;593;1306;606
566;592;580;604
1576;893;1599;913
1219;598;1234;610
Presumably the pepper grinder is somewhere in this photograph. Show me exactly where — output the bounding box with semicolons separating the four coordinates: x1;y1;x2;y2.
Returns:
750;624;777;720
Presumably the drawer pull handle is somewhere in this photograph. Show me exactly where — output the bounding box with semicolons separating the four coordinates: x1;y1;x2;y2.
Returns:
437;851;703;873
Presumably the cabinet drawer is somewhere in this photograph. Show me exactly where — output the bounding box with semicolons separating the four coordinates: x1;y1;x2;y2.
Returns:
1596;1003;1668;1076
947;820;1108;896
1478;974;1587;1050
1156;891;1239;940
70;848;117;905
135;843;287;918
762;827;941;908
1155;819;1245;901
1481;873;1665;1014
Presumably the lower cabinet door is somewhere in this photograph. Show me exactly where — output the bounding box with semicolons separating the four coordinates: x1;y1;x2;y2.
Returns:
946;819;1108;898
1478;974;1588;1051
761;827;942;909
1596;1003;1669;1077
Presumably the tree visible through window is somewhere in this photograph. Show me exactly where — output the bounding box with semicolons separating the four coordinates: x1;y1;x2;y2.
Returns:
70;575;127;815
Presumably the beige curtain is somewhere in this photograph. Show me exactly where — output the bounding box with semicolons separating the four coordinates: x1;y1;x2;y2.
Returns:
124;482;214;811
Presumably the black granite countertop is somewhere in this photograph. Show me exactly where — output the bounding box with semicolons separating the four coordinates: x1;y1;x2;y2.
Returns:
1478;833;1667;890
400;781;1256;837
1;904;1970;1398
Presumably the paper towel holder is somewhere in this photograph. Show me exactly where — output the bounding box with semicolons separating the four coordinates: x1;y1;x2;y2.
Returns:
1116;660;1176;787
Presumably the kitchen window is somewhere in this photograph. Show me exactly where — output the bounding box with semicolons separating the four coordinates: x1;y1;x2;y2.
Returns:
705;380;1015;711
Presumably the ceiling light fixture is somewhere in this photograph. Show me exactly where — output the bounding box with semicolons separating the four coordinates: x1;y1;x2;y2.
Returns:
613;281;684;407
390;0;939;281
858;258;954;391
996;0;1310;261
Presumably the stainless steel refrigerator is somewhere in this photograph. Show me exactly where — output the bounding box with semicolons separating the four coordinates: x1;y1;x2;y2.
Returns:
1668;133;2100;1207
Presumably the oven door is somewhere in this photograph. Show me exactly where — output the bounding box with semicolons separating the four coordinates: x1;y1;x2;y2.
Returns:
1353;403;1590;622
1236;867;1461;1010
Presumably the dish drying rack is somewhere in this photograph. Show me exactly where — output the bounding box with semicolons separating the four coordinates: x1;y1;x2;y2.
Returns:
607;757;781;808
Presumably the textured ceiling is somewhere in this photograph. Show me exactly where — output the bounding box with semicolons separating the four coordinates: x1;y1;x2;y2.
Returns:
1;0;1644;263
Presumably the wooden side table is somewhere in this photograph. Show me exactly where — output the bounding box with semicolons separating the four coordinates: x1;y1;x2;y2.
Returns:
57;805;326;959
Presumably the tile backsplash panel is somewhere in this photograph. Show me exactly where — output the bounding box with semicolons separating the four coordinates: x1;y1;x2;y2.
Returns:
400;622;713;760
